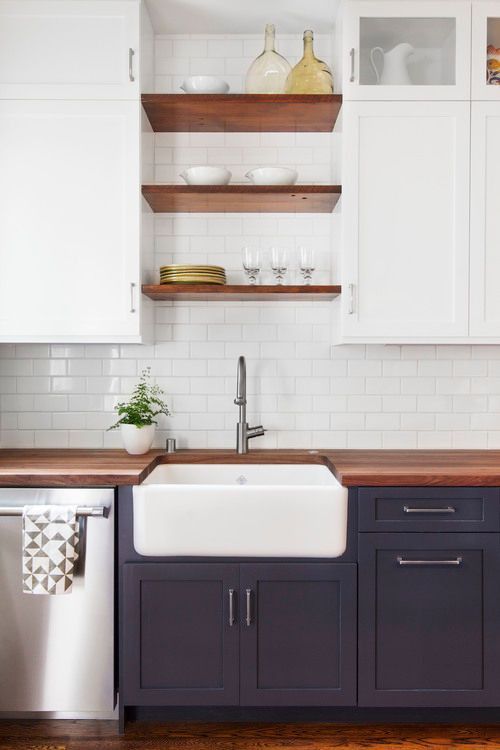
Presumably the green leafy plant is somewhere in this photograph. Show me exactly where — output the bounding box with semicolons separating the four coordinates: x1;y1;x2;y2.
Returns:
109;367;170;430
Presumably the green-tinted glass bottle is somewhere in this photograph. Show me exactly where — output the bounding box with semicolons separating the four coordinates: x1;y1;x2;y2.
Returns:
285;30;333;94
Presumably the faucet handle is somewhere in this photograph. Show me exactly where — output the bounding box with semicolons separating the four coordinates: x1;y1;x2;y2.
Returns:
247;425;266;439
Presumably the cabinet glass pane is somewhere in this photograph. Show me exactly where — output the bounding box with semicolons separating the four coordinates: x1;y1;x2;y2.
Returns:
487;19;500;86
359;18;456;86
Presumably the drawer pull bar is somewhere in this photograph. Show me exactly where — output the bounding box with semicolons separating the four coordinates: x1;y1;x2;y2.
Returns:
129;48;135;82
403;505;456;514
245;588;252;627
228;589;235;627
397;556;462;567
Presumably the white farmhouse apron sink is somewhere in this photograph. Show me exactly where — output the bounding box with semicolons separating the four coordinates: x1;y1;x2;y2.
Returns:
133;463;348;558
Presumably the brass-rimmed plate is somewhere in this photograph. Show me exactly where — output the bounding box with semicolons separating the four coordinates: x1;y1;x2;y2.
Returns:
160;268;226;274
160;273;226;279
160;277;226;285
160;275;226;282
160;264;225;273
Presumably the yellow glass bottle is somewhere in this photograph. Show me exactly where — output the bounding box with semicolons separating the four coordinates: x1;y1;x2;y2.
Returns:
285;30;333;94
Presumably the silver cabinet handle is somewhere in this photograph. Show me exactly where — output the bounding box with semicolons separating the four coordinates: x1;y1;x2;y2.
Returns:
348;283;355;315
129;48;135;82
130;282;136;313
0;506;107;518
349;48;356;82
245;588;252;627
228;589;235;627
397;556;462;567
403;505;456;514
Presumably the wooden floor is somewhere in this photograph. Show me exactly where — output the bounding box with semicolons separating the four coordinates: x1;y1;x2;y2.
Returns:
2;722;500;750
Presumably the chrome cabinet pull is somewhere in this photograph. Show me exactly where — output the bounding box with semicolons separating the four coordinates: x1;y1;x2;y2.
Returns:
348;283;355;315
245;588;252;627
397;556;462;567
228;589;235;626
0;506;107;518
349;48;356;82
129;48;135;82
130;282;136;313
403;505;456;514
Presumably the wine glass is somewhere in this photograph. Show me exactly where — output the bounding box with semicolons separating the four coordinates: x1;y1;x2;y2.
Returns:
271;247;288;285
242;247;261;285
299;246;315;285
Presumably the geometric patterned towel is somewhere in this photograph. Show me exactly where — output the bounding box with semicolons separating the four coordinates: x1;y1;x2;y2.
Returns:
22;505;79;595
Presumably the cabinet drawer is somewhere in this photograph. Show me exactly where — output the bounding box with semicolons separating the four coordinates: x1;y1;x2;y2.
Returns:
358;487;500;532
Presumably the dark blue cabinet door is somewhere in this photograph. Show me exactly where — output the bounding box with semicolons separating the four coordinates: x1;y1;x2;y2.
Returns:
240;563;357;706
359;533;500;707
122;563;239;706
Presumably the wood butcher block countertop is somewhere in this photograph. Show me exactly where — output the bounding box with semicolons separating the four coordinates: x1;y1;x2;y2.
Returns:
1;448;500;487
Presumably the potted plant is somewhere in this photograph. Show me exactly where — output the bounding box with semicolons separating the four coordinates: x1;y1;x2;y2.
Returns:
109;368;170;455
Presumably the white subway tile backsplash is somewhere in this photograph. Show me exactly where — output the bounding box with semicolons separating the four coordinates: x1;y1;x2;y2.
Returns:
382;431;417;449
1;395;34;411
18;413;52;430
34;360;67;376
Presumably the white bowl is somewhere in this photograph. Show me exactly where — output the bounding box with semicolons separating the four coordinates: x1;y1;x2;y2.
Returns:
180;76;230;94
180;166;232;186
245;167;298;186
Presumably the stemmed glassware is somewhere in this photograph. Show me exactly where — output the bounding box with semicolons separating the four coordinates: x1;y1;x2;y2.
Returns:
271;247;288;285
242;247;261;285
299;246;315;285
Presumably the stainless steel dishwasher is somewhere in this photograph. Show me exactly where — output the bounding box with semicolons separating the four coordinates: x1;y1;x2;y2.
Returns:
0;488;114;717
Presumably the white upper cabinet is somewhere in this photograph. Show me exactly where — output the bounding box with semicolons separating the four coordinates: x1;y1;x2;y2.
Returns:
341;101;470;341
0;1;140;99
343;1;472;100
469;102;500;336
472;2;500;98
0;100;142;342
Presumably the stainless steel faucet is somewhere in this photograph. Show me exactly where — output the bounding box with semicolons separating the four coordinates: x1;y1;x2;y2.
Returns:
234;356;265;454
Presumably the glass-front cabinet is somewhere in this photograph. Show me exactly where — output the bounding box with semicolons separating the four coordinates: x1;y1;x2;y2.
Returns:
343;1;472;99
472;2;500;98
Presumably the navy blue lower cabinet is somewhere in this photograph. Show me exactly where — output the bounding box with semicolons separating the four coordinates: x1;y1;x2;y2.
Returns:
358;533;500;707
240;563;357;706
121;563;240;706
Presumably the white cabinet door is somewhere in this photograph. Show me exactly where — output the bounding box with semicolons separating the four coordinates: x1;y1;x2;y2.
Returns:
472;2;500;99
341;101;470;341
470;102;500;336
343;1;471;100
0;100;141;342
0;1;139;99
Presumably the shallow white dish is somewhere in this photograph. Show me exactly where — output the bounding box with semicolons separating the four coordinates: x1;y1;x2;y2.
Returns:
180;166;232;185
133;463;348;558
180;76;230;94
245;167;298;186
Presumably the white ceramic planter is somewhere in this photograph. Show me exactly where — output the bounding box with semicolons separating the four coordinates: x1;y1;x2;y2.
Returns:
120;424;155;455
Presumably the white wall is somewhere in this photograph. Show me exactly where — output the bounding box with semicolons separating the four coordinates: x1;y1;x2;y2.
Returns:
1;33;499;451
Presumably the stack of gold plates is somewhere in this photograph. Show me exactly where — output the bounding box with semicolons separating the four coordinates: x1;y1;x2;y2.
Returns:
160;264;226;285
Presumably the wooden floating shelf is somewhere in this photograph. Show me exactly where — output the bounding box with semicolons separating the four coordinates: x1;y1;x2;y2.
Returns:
142;284;341;302
142;185;341;213
141;94;342;133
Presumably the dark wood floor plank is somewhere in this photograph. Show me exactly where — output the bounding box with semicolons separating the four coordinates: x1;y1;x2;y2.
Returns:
2;723;500;750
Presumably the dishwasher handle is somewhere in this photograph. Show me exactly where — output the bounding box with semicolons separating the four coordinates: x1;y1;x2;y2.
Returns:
0;506;108;518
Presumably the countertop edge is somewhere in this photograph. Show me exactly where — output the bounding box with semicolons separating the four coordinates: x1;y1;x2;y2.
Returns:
2;449;500;487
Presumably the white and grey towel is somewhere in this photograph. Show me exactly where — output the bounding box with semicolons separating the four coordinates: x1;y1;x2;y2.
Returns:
22;505;79;595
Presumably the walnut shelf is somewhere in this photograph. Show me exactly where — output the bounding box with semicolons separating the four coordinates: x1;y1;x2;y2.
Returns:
142;185;341;213
141;94;342;133
142;284;341;302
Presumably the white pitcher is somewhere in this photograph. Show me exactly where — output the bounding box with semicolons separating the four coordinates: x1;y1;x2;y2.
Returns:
370;42;415;85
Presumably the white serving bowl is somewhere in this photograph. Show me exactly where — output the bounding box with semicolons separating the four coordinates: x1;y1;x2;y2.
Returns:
180;76;230;94
245;167;298;186
180;166;232;185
